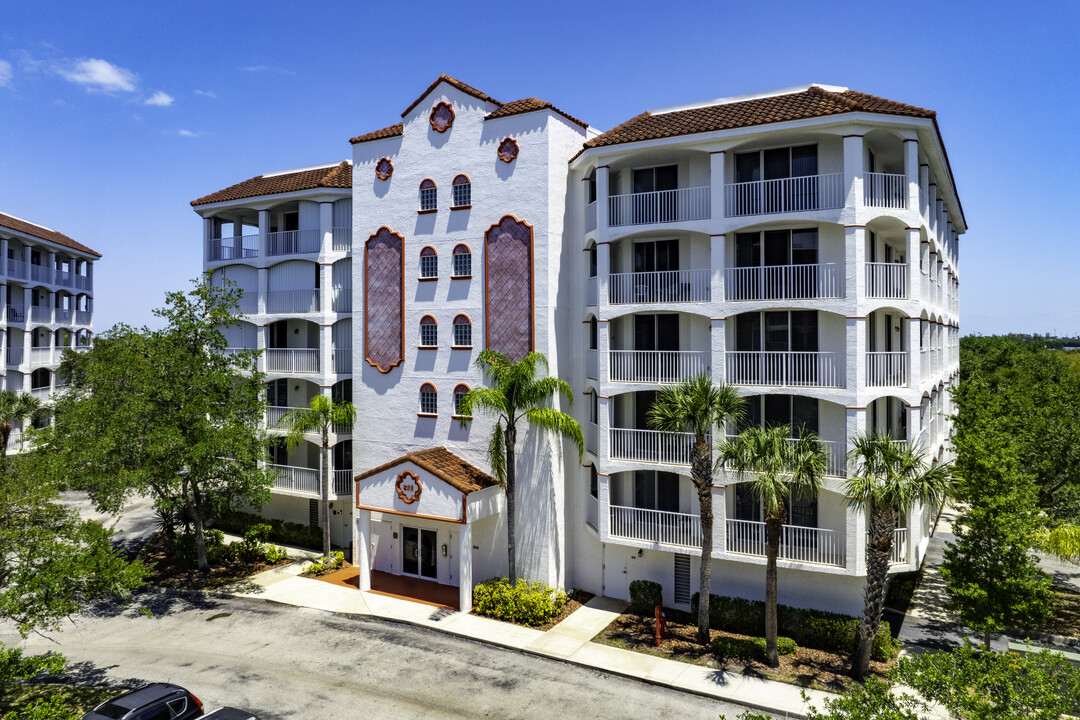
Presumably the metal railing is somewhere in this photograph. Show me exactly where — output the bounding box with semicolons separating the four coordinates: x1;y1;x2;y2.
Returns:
724;173;844;217
264;348;320;374
54;308;74;325
265;405;300;428
609;428;698;466
864;172;907;209
332;227;351;252
865;262;908;299
265;289;319;314
6;305;25;323
267;229;321;256
29;264;52;283
332;288;352;313
610;505;702;547
7;259;27;279
609;350;708;384
608;186;710;227
609;269;710;304
866;352;908;387
333;470;353;496
30;306;52;323
585;201;597;233
75;275;92;291
29;347;52;365
586;494;598;530
891;527;908;565
334;348;352;374
208;234;260;261
725;519;846;567
725;351;843;387
725;263;842;301
270;464;320;495
6;346;23;365
721;434;847;477
75;310;92;326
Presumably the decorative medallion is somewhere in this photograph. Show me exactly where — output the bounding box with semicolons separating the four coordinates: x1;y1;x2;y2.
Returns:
429;101;455;133
497;137;519;163
375;157;394;181
396;470;422;504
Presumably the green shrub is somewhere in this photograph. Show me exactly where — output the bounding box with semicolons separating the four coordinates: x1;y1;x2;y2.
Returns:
171;528;226;566
711;635;797;661
212;509;322;550
237;523;273;563
305;551;345;575
472;578;567;626
263;544;290;563
628;580;663;616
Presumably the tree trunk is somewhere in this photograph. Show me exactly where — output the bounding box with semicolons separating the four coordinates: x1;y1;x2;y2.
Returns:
322;427;331;561
0;424;10;459
853;505;894;680
188;483;208;572
764;514;782;667
692;439;712;645
505;423;517;584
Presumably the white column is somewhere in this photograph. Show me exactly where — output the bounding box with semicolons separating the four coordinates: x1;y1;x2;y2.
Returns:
907;316;922;389
845;405;867;575
711;318;725;386
458;522;473;612
47;252;56;284
203;217;214;264
842;135;865;217
320;323;332;382
355;510;371;590
595;166;610;234
259;209;271;257
904;139;920;214
845;225;866;304
710;234;725;305
598;395;611;471
918;164;929;219
320;202;334;254
709;151;725;222
596;241;610;314
85;261;94;293
598;472;610;540
257;267;268;316
712;486;726;556
597;319;609;385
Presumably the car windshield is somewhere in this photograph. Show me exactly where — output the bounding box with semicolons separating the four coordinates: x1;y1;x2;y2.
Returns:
92;704;130;720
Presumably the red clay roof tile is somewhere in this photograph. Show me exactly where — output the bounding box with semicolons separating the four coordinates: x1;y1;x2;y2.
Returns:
401;74;501;118
486;98;589;129
349;123;404;145
0;212;100;257
354;446;498;495
191;161;352;206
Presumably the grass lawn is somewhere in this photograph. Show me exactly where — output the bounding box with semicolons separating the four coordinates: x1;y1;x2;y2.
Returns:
0;684;117;715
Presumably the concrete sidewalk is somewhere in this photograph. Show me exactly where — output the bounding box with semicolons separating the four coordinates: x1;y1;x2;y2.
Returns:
220;561;833;718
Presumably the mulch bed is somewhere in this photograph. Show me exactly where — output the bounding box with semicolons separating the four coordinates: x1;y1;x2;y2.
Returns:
138;532;292;591
595;608;891;692
301;560;354;579
470;589;595;631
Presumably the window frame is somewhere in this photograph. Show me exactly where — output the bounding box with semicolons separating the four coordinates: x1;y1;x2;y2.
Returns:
419;315;438;348
419;382;438;416
453;383;471;418
451;244;472;278
419;246;438;280
418;179;438;213
451;174;472;209
452;314;472;348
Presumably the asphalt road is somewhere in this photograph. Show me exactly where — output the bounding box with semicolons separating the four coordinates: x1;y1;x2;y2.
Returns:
11;593;765;719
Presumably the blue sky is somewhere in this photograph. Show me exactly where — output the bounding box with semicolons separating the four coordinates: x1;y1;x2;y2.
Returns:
1;0;1077;335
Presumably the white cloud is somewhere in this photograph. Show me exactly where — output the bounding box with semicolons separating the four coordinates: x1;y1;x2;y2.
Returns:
60;58;136;92
178;129;201;137
145;91;174;106
0;60;12;87
238;65;267;72
194;89;216;98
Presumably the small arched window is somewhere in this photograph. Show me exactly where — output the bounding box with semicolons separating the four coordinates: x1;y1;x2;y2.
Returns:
452;174;471;208
419;383;438;415
453;314;472;348
589;465;598;498
419;246;438;279
419;315;438;347
589;317;598;350
452;244;472;277
453;384;471;417
419;179;437;212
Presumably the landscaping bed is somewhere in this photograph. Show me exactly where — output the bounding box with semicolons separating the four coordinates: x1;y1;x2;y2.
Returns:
139;531;291;591
0;683;117;715
469;588;594;631
1037;585;1080;638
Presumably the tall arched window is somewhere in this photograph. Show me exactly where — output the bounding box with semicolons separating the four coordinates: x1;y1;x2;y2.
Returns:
452;244;472;277
419;383;438;415
453;384;471;417
453;314;472;348
452;174;471;208
419;315;438;347
418;179;437;212
419;246;438;279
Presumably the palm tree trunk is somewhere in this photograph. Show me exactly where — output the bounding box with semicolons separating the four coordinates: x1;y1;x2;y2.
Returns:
505;423;517;584
692;439;712;645
187;481;208;571
0;423;10;459
322;427;331;561
764;515;782;667
853;505;894;680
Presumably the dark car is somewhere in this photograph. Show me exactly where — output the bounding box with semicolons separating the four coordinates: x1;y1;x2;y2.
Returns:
81;683;204;720
203;710;261;720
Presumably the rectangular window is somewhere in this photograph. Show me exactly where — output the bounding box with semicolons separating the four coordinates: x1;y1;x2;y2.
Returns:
420;391;437;415
420;324;437;347
453;183;471;207
419;187;437;211
453;322;472;347
452;252;472;277
420;255;438;278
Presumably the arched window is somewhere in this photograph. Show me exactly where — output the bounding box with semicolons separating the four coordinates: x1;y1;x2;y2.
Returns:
453;384;471;417
419;246;438;279
452;174;471;208
453;314;472;348
589;317;598;350
419;383;438;415
30;368;50;390
589;465;598;499
452;244;472;277
418;179;437;212
419;315;438;347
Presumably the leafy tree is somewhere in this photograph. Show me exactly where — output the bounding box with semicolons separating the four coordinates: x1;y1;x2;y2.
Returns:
458;351;582;584
39;276;272;571
647;375;743;645
279;396;355;561
844;432;950;679
0;390;40;459
1034;523;1080;562
719;425;827;665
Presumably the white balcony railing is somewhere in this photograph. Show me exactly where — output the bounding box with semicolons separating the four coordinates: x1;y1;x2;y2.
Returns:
586;494;598;530
585;201;597;233
333;469;353;496
586;349;598;380
891;527;908;565
270;464;320;495
29;348;52;366
866;352;908;387
585;422;598;455
609;350;709;384
7;259;27;279
54;308;73;325
609;428;697;466
75;275;91;291
725;351;843;388
864;172;907;209
332;227;352;252
609;269;710;304
75;310;92;326
724;173;844;218
265;348;320;374
331;288;352;313
608;187;710;227
267;229;321;256
725;519;846;567
865;262;908;299
29;264;52;283
266;289;319;314
721;434;847;477
208;234;260;261
610;505;702;547
57;271;74;288
725;263;843;301
265;405;300;428
334;348;352;374
586;276;598;307
30;387;51;401
6;347;23;365
30;306;52;323
6;305;25;323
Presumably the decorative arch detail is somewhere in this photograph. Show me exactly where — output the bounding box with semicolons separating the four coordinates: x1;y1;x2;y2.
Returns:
364;227;405;373
484;215;533;360
430;101;455;133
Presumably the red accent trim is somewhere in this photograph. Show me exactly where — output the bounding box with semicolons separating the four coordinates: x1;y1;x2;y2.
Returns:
363;226;406;374
430;101;455;133
375;157;394;181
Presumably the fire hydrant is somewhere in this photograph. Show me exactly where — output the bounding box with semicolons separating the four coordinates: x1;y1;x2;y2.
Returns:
654;605;666;647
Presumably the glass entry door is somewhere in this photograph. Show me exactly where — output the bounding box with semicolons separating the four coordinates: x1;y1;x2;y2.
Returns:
402;526;438;580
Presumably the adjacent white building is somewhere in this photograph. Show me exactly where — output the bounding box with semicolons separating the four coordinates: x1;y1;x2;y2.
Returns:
193;77;963;616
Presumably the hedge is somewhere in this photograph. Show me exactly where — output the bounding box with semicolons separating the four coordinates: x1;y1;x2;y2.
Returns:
628;580;663;616
473;578;567;626
212;509;322;551
711;634;797;661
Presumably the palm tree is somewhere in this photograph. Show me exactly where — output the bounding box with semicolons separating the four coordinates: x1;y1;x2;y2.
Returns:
719;424;828;666
648;375;743;645
845;431;950;680
1034;524;1080;563
458;350;582;584
0;390;41;459
280;395;356;561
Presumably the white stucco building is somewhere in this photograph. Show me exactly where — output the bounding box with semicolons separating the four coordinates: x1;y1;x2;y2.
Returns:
1;212;98;450
193;77;963;616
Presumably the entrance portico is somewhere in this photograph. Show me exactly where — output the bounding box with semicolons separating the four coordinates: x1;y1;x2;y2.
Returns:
353;447;503;612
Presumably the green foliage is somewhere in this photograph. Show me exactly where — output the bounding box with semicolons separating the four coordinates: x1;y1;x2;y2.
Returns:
237;523;273;563
262;545;290;563
0;647;65;687
2;693;77;720
304;551;345;575
213;509;321;551
628;580;663;616
711;634;796;661
472;577;567;626
0;391;41;460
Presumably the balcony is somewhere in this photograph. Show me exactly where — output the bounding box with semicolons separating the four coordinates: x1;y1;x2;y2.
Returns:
30;306;52;323
265;405;299;428
75;310;92;326
266;289;319;314
889;527;908;565
726;519;845;567
721;434;847;477
585;422;598;455
585;201;597;233
29;348;52;366
724;351;844;388
54;308;74;325
7;259;26;280
609;505;702;547
866;352;908;387
333;469;353;496
863;172;907;209
6;305;25;323
608;187;710;227
865;262;908;300
331;288;352;313
75;275;92;291
29;264;52;284
586;349;598;380
725;264;843;301
208;235;260;261
30;387;51;402
56;271;74;288
609;428;696;466
6;346;23;366
332;227;351;253
586;494;598;530
270;464;319;495
333;348;352;373
609;269;710;305
267;229;321;257
609;350;709;384
724;173;843;218
586;277;597;307
265;348;320;374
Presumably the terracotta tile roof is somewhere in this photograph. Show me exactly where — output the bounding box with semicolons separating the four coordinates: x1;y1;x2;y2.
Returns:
486;98;589;129
190;161;352;206
0;211;100;257
349;123;404;145
401;74;501;118
354;446;498;495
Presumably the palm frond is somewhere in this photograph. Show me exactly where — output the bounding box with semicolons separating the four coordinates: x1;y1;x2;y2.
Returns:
843;429;951;514
525;407;584;459
487;420;507;486
525;376;574;410
1034;524;1080;563
720;425;826;519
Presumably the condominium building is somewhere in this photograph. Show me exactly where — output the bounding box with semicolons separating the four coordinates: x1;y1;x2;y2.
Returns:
1;212;99;451
192;77;963;616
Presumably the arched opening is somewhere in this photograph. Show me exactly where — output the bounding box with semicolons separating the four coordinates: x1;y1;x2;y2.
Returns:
266;319;320;374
